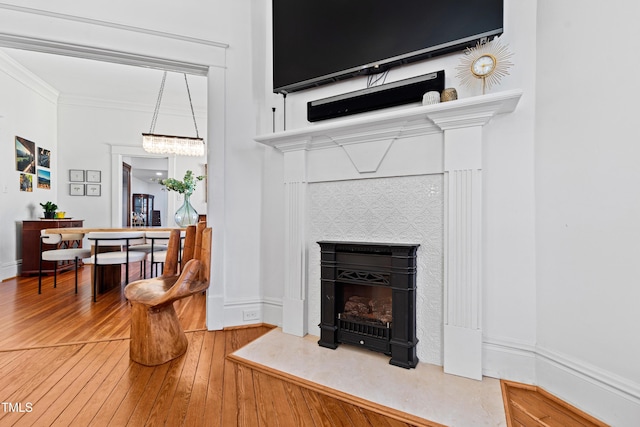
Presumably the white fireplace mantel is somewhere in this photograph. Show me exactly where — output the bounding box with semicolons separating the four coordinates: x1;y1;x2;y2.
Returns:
256;89;523;380
256;89;522;151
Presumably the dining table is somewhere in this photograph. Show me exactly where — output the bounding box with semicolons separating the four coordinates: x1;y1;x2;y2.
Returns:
42;226;182;296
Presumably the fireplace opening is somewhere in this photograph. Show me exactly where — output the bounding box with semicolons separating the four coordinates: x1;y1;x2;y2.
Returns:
340;284;393;325
318;241;419;368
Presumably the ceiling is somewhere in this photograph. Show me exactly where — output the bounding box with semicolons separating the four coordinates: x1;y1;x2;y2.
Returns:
1;47;208;182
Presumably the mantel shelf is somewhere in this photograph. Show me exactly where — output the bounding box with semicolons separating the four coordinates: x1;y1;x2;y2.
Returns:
255;89;523;152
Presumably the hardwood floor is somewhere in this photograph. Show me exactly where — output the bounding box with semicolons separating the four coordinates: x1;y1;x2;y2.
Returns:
501;381;609;427
0;266;430;426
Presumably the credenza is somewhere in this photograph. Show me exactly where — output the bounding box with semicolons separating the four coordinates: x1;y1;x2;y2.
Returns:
21;219;84;276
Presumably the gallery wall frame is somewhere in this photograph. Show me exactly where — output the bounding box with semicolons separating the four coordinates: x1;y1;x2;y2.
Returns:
15;136;35;173
38;147;51;168
86;170;101;183
69;170;84;182
86;184;101;196
70;183;85;196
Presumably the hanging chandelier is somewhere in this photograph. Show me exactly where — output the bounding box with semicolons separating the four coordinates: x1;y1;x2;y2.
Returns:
142;71;205;157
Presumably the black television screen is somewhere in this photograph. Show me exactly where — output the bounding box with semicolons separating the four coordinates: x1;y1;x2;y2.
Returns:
273;0;503;94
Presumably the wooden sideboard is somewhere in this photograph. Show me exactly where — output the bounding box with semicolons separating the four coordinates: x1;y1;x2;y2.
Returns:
22;219;84;276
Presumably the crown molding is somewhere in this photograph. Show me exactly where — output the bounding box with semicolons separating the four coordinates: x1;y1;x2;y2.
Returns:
58;94;206;117
0;50;58;103
0;33;211;76
0;3;228;49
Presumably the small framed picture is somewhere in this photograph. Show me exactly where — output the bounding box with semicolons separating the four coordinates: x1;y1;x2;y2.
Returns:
86;170;101;183
69;169;84;182
86;184;101;196
70;183;85;196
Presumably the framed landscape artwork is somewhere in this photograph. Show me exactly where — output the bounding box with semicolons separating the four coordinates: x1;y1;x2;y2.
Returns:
15;136;36;174
37;169;51;190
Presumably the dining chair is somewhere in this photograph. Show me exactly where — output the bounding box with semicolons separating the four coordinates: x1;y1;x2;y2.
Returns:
82;231;147;302
145;231;187;278
128;231;171;278
38;231;91;294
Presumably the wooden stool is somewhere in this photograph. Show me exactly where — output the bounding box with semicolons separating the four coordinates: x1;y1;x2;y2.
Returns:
124;224;211;366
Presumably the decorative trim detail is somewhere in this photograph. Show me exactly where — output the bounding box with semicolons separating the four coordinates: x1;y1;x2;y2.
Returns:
337;270;390;286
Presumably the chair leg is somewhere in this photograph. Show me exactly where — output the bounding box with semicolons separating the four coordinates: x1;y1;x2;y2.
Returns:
93;263;98;303
129;302;188;366
74;257;79;294
38;255;43;295
53;262;57;288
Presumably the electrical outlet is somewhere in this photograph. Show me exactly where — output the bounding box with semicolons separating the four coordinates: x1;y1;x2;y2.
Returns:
243;310;259;321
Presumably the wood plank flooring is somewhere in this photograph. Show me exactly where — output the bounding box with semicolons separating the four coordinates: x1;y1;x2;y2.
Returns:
0;266;430;426
501;381;609;427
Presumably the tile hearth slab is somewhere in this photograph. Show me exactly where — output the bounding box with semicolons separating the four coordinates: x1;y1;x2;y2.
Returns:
231;328;506;427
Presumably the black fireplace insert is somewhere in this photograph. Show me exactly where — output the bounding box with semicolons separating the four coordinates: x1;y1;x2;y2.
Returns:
317;241;419;368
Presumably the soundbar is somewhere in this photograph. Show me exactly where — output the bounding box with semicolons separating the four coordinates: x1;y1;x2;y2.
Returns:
307;70;444;122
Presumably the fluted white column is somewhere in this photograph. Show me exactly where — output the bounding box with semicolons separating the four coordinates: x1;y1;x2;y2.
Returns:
282;149;308;336
442;125;483;380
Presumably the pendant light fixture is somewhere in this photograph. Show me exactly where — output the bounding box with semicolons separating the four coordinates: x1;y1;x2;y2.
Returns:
142;71;205;157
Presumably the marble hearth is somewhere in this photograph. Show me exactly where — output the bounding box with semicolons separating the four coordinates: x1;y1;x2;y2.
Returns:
256;89;522;380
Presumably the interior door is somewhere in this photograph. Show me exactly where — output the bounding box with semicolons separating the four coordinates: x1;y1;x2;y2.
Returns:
122;162;132;226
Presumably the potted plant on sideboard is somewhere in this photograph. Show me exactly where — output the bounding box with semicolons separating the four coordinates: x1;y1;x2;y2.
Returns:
40;201;58;219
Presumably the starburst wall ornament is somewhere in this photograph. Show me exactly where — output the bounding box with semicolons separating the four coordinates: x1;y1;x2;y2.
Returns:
456;38;514;95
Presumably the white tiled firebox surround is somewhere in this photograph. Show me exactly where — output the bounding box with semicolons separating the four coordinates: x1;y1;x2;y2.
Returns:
308;175;444;364
256;89;522;380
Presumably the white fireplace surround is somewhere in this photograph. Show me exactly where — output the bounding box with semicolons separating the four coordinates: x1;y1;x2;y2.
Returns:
256;89;522;380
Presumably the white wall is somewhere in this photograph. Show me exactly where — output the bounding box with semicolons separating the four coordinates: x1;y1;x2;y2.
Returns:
535;1;640;424
0;52;58;280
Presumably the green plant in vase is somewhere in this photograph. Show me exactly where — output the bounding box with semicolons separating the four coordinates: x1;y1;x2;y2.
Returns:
40;201;58;219
159;170;205;227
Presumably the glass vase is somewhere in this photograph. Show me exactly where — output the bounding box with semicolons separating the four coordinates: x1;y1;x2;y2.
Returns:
174;194;199;227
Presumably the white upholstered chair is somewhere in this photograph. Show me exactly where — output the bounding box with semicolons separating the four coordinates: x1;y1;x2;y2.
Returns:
39;231;91;294
82;231;147;302
128;230;171;278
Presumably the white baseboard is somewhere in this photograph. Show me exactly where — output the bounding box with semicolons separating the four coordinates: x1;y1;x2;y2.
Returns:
262;297;282;328
482;336;640;426
206;294;224;330
483;336;536;383
0;260;20;282
536;346;640;427
222;297;264;327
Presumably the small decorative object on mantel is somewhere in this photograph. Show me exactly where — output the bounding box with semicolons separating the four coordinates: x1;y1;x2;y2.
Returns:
441;88;458;102
422;91;441;105
40;201;58;219
456;37;514;95
159;170;206;227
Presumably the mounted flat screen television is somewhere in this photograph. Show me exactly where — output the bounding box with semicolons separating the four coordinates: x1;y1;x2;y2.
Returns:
273;0;503;94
